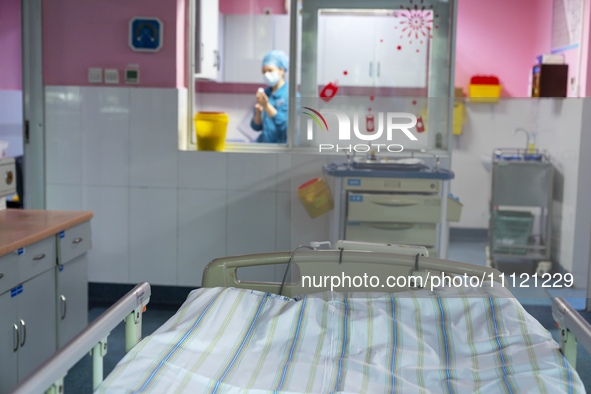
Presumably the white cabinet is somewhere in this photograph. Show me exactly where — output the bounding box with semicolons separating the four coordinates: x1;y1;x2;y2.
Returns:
374;17;428;88
0;240;57;394
317;15;376;87
15;269;57;380
57;254;88;347
317;14;429;88
57;221;91;348
0;290;18;394
0;219;91;393
195;0;220;80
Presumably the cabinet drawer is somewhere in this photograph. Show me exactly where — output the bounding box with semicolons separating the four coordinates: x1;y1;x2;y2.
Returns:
344;177;440;193
0;251;18;295
348;193;442;223
18;236;56;284
346;222;437;246
59;221;91;264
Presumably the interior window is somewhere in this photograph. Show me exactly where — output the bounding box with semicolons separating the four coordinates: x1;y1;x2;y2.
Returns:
188;0;292;151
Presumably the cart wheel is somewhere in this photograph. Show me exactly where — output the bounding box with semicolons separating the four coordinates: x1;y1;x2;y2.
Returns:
536;261;552;276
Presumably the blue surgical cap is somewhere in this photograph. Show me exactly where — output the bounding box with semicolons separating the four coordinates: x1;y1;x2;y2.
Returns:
262;50;289;71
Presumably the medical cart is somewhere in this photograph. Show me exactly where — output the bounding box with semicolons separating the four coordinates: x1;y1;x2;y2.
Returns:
486;148;553;274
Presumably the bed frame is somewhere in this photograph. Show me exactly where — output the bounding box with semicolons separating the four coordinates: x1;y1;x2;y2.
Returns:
8;250;591;393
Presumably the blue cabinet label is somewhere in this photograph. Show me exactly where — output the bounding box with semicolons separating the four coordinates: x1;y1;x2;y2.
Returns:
347;221;361;226
11;285;23;298
60;231;65;238
347;179;361;186
349;195;363;202
17;248;24;255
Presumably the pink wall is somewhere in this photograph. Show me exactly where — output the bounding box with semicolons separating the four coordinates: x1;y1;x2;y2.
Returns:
455;0;553;97
43;0;185;88
0;0;22;91
219;0;287;15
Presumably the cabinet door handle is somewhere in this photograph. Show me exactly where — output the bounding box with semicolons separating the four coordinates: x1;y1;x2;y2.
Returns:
377;62;380;77
20;319;26;347
213;50;218;68
371;198;420;207
72;238;83;244
369;62;373;77
13;324;18;352
61;295;67;319
33;253;46;261
200;42;204;61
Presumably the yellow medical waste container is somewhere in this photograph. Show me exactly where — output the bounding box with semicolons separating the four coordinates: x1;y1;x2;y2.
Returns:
297;178;334;218
194;112;229;151
469;84;502;103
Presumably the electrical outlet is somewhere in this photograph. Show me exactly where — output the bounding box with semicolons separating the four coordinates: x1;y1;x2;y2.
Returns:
88;68;102;83
104;69;119;84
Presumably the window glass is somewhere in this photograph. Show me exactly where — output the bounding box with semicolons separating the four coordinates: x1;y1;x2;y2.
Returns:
190;0;292;150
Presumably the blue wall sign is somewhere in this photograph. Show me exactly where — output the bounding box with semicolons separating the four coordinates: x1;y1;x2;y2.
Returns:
129;17;163;52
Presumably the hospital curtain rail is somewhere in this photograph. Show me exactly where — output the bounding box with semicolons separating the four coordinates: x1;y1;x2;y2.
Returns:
8;282;151;394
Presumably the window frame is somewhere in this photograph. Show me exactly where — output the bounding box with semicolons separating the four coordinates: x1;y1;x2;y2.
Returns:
185;0;299;152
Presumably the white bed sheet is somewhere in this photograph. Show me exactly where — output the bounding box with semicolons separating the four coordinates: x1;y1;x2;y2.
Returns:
96;285;583;394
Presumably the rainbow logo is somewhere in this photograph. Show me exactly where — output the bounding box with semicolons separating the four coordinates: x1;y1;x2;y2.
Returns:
302;107;328;131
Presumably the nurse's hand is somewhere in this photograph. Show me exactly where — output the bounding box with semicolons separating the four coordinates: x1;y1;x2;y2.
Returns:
256;90;269;108
253;104;263;125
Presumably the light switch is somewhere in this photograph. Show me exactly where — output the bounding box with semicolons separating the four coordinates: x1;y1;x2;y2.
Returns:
88;68;102;83
104;69;119;84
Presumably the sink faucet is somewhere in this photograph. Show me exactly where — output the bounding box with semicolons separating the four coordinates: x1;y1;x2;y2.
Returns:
514;128;531;151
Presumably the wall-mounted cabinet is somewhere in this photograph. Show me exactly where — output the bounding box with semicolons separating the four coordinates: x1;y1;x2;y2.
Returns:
194;0;220;80
317;14;429;88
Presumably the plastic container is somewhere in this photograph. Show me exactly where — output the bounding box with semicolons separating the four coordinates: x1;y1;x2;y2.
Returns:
297;178;334;218
469;84;502;103
492;210;533;254
452;102;465;135
194;112;229;151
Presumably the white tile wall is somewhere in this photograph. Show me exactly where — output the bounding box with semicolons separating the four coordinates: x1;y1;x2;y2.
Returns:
227;190;277;255
178;150;227;190
46;184;82;211
129;88;179;188
83;186;130;283
45;87;82;185
81;87;130;186
227;152;278;191
129;187;178;285
177;189;227;286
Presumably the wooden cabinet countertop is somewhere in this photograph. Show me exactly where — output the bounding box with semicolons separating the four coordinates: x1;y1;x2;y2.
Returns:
0;209;93;257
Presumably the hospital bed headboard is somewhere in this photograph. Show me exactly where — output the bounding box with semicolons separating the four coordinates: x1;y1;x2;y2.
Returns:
202;250;502;297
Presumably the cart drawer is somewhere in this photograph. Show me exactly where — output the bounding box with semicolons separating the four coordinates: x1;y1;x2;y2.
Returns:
59;221;92;264
18;236;56;283
348;193;442;223
0;251;18;295
346;222;437;246
344;177;440;193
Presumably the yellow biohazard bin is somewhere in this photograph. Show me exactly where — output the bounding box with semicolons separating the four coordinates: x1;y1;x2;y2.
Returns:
297;178;334;218
194;112;229;151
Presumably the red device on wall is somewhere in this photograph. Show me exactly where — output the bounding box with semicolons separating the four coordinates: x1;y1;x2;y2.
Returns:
366;114;374;132
320;81;339;102
416;115;425;133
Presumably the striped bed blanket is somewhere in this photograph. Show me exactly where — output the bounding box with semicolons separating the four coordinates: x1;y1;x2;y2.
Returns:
97;285;583;394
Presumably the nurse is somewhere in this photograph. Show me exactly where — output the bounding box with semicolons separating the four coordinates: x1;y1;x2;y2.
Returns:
250;50;289;143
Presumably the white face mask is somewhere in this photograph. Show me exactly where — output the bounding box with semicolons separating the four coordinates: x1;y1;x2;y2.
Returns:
263;71;281;87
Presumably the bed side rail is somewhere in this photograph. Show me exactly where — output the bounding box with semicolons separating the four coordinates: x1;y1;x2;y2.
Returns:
552;297;591;368
9;282;151;394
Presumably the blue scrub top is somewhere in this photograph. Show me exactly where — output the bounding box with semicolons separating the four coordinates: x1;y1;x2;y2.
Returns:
250;83;288;143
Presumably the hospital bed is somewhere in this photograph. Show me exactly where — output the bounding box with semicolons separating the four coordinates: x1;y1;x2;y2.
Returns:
8;243;591;393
